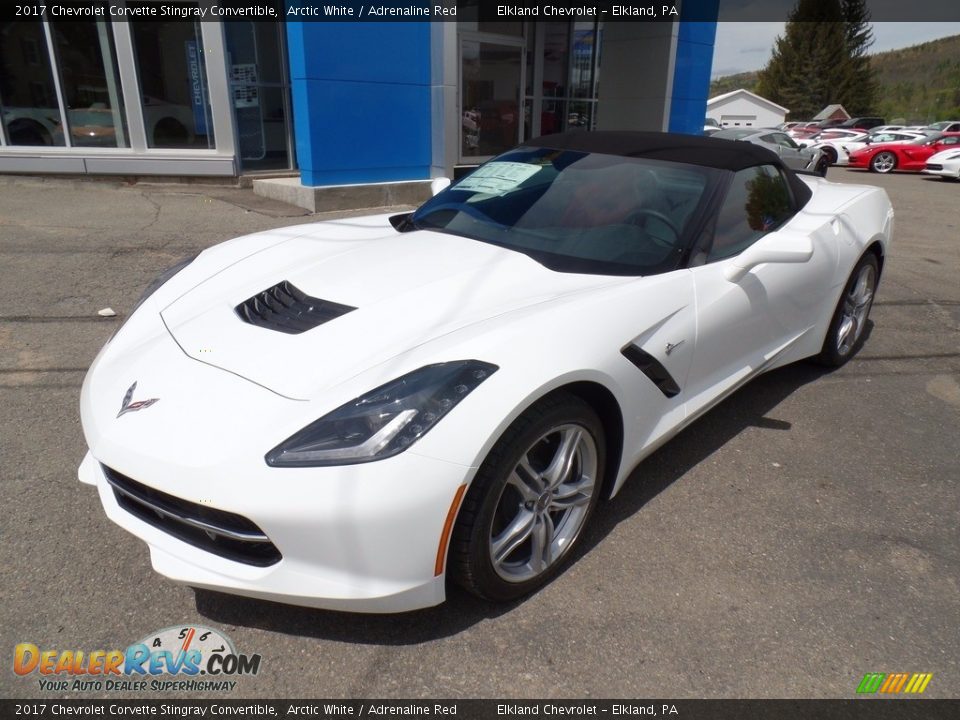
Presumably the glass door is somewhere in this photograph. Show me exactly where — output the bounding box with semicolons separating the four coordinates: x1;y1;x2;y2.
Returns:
526;21;602;141
459;35;525;164
223;8;294;172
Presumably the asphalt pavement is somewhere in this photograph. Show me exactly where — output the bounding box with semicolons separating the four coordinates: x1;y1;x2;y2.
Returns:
1;169;957;700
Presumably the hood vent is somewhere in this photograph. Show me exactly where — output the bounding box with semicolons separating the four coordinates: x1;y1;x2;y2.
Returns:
235;280;356;335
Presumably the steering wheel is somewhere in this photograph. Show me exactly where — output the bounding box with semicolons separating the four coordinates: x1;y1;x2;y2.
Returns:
624;208;682;249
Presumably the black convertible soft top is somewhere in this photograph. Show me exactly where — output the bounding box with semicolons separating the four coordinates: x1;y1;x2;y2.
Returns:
524;130;813;207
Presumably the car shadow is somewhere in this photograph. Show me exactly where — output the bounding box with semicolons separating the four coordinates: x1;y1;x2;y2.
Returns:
194;360;836;644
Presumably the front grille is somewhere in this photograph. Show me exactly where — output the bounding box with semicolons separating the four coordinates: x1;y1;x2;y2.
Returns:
926;164;943;171
102;465;281;567
236;280;355;334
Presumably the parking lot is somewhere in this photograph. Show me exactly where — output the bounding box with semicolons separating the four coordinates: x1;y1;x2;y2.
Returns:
1;168;957;700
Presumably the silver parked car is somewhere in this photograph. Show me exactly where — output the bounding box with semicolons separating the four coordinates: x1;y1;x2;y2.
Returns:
713;128;829;176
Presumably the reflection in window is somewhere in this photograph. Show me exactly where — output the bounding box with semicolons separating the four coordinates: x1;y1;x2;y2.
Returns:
461;40;521;158
224;15;293;171
708;166;793;262
130;8;215;149
50;14;128;148
0;21;65;146
525;20;601;139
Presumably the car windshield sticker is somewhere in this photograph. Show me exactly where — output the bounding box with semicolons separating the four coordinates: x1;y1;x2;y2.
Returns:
456;162;541;196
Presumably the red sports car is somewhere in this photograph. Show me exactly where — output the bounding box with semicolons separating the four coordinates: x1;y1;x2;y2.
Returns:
848;132;960;173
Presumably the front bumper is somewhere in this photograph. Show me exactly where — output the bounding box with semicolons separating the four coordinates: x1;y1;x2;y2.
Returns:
923;164;960;178
79;447;471;613
78;313;477;613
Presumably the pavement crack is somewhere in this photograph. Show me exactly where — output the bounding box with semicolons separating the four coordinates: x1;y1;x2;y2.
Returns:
138;190;163;231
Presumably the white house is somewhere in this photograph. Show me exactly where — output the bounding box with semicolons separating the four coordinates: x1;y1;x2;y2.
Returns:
706;89;789;129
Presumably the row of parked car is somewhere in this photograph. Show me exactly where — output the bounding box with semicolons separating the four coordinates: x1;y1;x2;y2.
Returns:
784;120;960;177
703;117;960;180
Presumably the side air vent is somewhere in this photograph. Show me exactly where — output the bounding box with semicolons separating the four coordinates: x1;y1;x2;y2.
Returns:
235;280;355;335
621;344;682;398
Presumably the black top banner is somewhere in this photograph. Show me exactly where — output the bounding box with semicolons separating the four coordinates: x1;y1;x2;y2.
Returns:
2;0;960;23
2;700;960;719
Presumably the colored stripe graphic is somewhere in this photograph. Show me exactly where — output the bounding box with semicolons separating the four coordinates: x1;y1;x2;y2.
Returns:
858;672;933;694
880;672;909;693
913;673;933;694
857;673;885;693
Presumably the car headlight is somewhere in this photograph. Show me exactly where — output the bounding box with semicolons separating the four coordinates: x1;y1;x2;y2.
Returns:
132;253;199;313
265;360;498;467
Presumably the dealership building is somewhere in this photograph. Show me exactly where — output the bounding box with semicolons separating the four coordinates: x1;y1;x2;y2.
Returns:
0;1;718;208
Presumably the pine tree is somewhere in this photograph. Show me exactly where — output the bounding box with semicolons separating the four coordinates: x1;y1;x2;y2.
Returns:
839;0;877;114
756;0;877;120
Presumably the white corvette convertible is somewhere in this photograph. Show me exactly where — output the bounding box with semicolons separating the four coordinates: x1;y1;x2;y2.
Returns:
79;132;893;612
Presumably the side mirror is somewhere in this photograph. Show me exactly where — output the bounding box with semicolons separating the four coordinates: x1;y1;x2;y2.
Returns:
724;233;813;282
431;177;451;196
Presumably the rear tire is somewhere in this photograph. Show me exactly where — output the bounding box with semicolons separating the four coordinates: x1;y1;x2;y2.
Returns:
449;393;605;602
814;253;879;367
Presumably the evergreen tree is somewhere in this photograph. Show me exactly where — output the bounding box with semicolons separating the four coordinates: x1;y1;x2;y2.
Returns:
839;0;877;114
756;0;877;119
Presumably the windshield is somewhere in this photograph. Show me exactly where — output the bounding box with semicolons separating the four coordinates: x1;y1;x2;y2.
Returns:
410;147;721;276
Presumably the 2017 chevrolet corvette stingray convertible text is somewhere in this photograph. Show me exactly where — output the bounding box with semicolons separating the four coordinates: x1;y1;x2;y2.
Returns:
79;132;893;612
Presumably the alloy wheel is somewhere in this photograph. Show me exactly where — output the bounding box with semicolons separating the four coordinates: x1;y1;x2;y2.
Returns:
488;424;598;583
872;152;896;173
837;263;876;356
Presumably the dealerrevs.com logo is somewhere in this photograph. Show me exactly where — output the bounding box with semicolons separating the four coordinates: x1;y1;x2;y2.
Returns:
14;625;261;693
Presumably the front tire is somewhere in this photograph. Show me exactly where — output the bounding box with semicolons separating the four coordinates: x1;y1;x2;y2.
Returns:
870;151;897;173
449;393;605;602
815;154;830;177
814;253;879;367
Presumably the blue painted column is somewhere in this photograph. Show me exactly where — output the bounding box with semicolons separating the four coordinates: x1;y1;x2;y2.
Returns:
668;0;719;135
285;20;433;186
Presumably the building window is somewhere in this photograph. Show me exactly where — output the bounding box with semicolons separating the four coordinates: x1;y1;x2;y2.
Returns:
50;12;129;148
460;38;523;159
0;20;65;146
129;7;215;149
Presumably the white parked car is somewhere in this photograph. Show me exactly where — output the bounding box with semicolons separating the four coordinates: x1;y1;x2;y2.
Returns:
796;128;865;148
828;131;927;166
79;132;894;612
924;121;960;134
922;147;960;179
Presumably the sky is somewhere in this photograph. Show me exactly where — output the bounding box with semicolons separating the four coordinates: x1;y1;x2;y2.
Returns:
711;22;960;78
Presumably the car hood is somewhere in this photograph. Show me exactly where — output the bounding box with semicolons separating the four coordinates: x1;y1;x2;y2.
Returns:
927;149;960;162
160;222;622;400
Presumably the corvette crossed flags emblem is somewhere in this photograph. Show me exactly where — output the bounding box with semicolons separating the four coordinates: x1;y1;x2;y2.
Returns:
117;382;159;418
